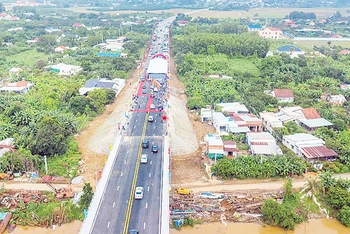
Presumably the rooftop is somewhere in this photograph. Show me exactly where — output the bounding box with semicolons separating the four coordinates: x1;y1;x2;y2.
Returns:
277;46;302;52
283;133;321;142
217;102;249;113
247;132;275;141
213;112;229;124
273;88;294;98
299;118;333;128
205;134;223;146
147;57;168;74
301;108;321;119
301;146;338;159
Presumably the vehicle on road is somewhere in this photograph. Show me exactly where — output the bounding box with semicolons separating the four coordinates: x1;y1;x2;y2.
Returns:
129;230;139;234
199;192;224;199
142;90;147;94
152;144;158;153
142;85;146;89
150;104;155;109
148;116;154;122
142;140;149;148
135;187;144;199
140;154;148;164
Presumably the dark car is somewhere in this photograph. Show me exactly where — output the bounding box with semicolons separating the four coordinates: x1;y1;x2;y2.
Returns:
152;145;158;153
142;140;149;148
142;90;147;94
142;85;146;89
129;230;139;234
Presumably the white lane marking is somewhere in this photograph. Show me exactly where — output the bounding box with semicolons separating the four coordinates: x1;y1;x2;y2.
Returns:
113;202;115;207
154;126;156;129
153;133;156;136
107;221;110;228
121;172;123;177
143;222;146;229
137;113;139;116
155;119;156;123
150;161;153;165
148;186;150;192
149;173;151;177
127;150;129;154
124;160;126;164
146;203;148;209
117;186;120;191
136;119;138;122
133;126;136;129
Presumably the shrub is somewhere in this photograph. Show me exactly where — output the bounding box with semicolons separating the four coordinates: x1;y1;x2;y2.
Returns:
337;205;350;227
326;186;350;209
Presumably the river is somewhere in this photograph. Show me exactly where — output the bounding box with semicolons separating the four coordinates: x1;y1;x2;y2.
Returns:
6;218;348;233
170;219;349;234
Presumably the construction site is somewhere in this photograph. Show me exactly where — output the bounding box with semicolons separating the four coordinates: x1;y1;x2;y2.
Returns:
169;189;286;226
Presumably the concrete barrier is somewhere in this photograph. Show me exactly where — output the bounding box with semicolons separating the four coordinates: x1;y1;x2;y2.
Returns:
161;135;170;234
79;135;123;234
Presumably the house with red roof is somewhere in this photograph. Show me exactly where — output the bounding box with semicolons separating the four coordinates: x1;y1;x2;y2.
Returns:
0;80;33;94
259;27;282;39
338;49;350;56
271;88;294;103
177;20;189;26
72;23;84;27
54;46;69;53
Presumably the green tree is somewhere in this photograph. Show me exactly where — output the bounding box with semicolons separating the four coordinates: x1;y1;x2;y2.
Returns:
70;96;93;115
337;205;350;227
31;117;67;156
326;186;350;209
88;89;108;113
79;183;94;210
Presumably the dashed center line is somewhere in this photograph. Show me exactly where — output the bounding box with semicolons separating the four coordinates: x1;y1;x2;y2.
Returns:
148;186;150;192
124;160;127;164
107;221;110;228
117;186;120;191
113;202;115;208
149;173;151;177
146;203;148;209
121;172;123;177
143;222;146;229
150;161;153;165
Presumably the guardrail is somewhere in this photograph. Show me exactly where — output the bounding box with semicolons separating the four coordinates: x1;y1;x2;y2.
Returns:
161;135;170;234
79;135;123;234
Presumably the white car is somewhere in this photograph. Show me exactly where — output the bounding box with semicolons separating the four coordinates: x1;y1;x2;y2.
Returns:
148;116;154;122
135;187;144;199
200;192;224;199
150;104;155;109
141;154;148;164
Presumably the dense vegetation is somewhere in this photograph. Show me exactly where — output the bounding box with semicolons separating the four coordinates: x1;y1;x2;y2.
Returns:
0;10;157;176
172;19;350;172
211;156;307;179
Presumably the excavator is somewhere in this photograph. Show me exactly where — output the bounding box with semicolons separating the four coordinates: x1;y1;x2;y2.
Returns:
39;175;74;199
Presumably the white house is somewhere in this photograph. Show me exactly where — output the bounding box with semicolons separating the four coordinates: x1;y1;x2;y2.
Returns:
216;102;249;114
200;108;213;122
270;89;294;103
0;81;33;94
51;63;83;76
259;112;284;133
246;132;282;156
283;133;337;162
54;46;69;53
204;134;224;159
212;112;230;134
79;78;126;96
259;27;282;39
277;45;305;59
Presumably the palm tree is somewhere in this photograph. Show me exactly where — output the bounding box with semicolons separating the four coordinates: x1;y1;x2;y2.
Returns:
304;176;322;197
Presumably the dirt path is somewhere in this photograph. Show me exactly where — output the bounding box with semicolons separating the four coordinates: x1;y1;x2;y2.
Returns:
1;182;83;192
76;62;143;188
173;173;350;193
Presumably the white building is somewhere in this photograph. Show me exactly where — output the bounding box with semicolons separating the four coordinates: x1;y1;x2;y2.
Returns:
216;102;249;114
259;27;282;39
204;134;224;159
246;132;282;156
259;112;284;133
0;81;33;94
200;108;213;122
212;112;230;134
51;63;83;76
282;133;337;162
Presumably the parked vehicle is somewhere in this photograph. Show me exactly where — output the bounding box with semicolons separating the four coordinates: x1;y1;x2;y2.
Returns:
148;116;154;122
176;188;192;195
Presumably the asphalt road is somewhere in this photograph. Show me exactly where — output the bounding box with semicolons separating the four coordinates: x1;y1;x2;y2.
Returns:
91;18;171;234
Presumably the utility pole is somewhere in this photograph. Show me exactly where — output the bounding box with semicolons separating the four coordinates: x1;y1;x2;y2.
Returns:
44;155;48;174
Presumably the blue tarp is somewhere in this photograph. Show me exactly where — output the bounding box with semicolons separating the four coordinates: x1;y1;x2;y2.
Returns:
96;52;120;57
0;212;8;220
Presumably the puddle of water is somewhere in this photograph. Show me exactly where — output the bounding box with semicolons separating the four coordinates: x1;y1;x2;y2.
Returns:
10;220;82;234
170;219;349;234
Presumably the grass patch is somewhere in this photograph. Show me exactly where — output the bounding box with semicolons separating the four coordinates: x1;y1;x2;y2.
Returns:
302;196;321;215
43;140;81;178
294;40;350;49
230;58;260;76
6;49;49;66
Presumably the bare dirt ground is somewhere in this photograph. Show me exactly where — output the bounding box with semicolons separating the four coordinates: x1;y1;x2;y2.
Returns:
76;63;142;188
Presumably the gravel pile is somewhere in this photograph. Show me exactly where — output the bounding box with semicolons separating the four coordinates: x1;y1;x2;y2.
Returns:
168;95;198;156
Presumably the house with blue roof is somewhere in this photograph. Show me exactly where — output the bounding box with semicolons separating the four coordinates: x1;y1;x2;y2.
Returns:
277;45;304;58
247;24;263;31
